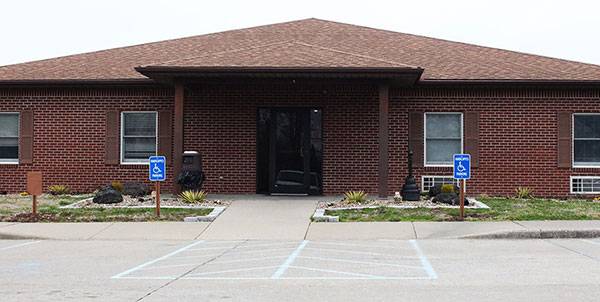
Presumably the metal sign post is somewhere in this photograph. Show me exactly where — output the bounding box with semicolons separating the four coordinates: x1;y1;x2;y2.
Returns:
453;154;471;221
149;156;166;218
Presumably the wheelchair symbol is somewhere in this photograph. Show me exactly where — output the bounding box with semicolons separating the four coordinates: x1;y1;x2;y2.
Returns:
152;163;162;174
456;161;466;172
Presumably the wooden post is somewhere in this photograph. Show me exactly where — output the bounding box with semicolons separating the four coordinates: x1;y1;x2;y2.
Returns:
378;84;389;198
459;179;465;221
32;195;37;215
155;182;161;217
173;83;185;194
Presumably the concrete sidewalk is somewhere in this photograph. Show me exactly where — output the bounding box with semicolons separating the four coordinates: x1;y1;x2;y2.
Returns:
1;220;599;240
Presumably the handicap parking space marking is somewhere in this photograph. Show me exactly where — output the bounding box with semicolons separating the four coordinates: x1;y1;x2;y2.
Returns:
112;240;438;281
112;240;206;279
0;240;41;251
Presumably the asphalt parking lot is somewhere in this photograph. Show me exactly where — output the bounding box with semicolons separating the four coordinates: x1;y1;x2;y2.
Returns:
1;238;600;301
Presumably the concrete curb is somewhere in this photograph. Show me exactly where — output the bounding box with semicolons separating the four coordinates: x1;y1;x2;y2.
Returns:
312;209;339;222
184;206;226;222
312;198;489;223
461;229;600;239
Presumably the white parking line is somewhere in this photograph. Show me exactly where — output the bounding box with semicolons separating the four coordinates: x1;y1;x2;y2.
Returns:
0;241;40;251
188;266;279;277
311;241;414;250
271;240;308;279
297;255;423;269
304;247;419;258
288;265;385;279
112;240;437;281
111;240;205;279
409;240;438;280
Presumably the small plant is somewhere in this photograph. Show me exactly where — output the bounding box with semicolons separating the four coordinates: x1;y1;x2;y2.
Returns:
441;184;455;194
344;191;368;203
48;185;70;195
111;181;124;193
515;187;533;199
593;196;600;202
180;190;207;203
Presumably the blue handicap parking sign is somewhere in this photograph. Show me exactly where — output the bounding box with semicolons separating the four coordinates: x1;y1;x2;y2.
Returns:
453;154;471;180
149;156;166;181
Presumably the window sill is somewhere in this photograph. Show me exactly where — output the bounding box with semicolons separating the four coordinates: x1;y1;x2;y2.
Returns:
120;161;150;166
0;161;19;165
424;164;453;168
573;165;600;169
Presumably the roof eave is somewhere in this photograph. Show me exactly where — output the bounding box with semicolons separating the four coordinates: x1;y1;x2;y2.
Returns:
419;79;600;87
0;78;155;86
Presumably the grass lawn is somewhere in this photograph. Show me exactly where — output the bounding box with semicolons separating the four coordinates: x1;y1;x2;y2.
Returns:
0;194;213;222
325;197;600;222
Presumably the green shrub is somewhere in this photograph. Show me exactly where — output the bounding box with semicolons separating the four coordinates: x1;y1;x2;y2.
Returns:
515;187;533;199
48;185;70;195
441;184;455;194
111;181;124;193
344;191;368;203
180;190;208;203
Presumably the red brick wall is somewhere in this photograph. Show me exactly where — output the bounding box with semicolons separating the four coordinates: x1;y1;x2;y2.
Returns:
183;79;379;195
390;86;600;198
0;86;173;193
1;82;599;198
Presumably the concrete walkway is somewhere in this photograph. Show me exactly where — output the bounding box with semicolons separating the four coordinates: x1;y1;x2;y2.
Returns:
1;219;600;241
198;195;321;240
1;195;600;240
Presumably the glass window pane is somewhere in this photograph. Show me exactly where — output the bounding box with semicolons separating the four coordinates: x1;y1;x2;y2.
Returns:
123;137;155;160
0;138;18;159
426;114;461;138
426;139;461;165
0;114;19;137
574;115;600;139
124;113;156;136
574;140;600;164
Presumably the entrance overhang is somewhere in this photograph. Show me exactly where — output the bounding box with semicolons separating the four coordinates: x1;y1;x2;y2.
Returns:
143;66;422;197
135;66;423;86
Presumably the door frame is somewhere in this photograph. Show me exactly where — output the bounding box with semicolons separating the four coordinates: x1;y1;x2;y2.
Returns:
256;107;323;195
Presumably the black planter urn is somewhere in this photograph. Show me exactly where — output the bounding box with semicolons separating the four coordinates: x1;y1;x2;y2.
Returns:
401;150;421;201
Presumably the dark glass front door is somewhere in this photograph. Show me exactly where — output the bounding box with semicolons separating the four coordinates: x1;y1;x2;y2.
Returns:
257;108;322;195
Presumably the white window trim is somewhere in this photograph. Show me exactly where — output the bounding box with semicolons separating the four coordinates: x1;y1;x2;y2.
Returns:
421;175;463;192
570;176;600;194
120;111;158;165
0;112;19;165
572;113;600;169
424;112;464;167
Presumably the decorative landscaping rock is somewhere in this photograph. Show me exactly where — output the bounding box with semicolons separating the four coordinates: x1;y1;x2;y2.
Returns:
93;187;123;204
428;184;460;198
122;182;151;197
432;192;469;206
433;192;458;205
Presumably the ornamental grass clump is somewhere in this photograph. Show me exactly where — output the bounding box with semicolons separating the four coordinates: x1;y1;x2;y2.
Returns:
48;185;70;195
515;187;534;199
344;190;368;204
180;190;208;204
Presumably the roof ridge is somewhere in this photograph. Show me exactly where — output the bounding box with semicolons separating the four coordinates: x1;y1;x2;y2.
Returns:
292;41;417;68
308;18;600;68
0;19;315;69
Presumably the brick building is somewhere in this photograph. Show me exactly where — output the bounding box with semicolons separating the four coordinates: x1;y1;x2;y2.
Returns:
1;19;599;197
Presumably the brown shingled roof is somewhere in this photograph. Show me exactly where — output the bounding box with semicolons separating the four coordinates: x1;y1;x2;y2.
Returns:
1;18;599;82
